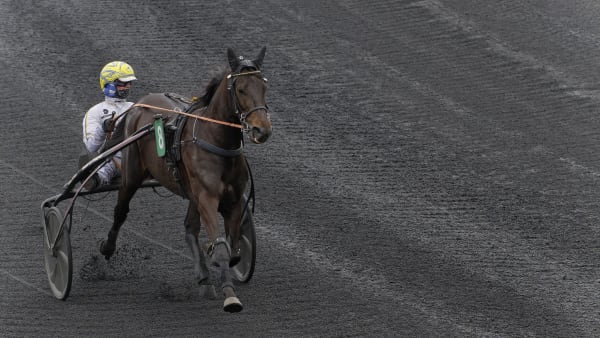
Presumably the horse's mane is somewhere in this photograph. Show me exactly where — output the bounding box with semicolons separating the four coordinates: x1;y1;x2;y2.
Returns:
189;67;228;111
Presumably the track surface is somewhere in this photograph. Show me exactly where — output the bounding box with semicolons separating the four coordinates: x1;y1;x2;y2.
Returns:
2;1;600;336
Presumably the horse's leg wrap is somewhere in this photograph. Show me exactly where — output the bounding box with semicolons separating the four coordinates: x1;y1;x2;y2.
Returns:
183;202;215;299
221;281;235;293
207;237;231;263
207;237;241;310
185;232;210;284
218;252;236;298
221;277;242;312
185;233;216;300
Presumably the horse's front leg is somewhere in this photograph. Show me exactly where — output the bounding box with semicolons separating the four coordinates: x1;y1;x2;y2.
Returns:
222;198;244;267
198;193;243;313
184;201;216;299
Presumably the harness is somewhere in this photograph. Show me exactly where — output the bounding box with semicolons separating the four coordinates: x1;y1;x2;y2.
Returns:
145;63;269;159
158;93;256;218
157;92;247;170
134;63;267;215
162;93;192;181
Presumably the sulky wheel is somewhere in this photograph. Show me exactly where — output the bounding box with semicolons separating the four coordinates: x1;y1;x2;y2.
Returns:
232;208;256;283
42;207;73;300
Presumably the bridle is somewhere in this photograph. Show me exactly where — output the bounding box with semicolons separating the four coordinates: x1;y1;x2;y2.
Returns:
226;68;270;132
185;67;269;157
133;68;270;133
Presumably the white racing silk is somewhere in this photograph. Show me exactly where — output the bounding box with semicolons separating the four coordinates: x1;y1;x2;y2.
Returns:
82;96;134;184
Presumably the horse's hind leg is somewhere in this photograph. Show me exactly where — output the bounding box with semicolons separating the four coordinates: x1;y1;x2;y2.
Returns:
184;201;216;299
99;140;142;259
99;183;138;259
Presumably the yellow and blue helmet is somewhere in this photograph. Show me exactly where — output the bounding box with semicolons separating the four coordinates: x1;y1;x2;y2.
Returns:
99;61;137;97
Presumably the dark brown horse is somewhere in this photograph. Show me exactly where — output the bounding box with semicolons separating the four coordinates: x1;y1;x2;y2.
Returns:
99;47;271;312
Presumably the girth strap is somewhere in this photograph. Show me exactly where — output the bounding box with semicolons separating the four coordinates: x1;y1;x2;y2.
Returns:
194;138;243;157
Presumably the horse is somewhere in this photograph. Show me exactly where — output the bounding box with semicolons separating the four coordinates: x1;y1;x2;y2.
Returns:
98;47;272;312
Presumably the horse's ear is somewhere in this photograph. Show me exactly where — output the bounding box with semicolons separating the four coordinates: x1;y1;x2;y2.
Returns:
254;46;267;69
227;48;239;71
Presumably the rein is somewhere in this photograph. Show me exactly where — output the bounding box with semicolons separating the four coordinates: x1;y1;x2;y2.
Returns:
133;103;244;129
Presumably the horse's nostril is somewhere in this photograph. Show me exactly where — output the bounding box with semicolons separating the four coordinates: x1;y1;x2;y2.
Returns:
252;126;271;143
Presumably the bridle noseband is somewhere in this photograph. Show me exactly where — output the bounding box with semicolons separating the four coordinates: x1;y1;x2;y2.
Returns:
226;67;270;132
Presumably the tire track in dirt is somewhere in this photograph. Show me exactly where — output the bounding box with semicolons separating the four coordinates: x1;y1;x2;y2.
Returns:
250;0;600;334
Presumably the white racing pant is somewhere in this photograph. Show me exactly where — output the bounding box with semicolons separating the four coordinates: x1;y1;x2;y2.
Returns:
96;151;122;185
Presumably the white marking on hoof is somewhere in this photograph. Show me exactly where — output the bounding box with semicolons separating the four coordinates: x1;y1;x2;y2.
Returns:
223;296;243;313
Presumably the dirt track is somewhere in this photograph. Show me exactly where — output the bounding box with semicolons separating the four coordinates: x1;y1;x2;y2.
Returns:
1;0;600;336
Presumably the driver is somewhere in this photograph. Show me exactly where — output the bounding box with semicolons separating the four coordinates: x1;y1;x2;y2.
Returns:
82;61;137;190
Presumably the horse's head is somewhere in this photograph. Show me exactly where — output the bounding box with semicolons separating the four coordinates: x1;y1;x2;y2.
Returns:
227;47;272;144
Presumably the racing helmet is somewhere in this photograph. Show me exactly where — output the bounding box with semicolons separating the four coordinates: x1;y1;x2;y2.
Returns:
99;61;137;98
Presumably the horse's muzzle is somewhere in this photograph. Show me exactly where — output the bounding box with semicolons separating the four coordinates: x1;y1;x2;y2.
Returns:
249;126;272;144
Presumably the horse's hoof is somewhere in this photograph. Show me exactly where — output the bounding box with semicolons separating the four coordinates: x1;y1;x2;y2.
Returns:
199;284;217;300
223;296;243;313
98;239;113;260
